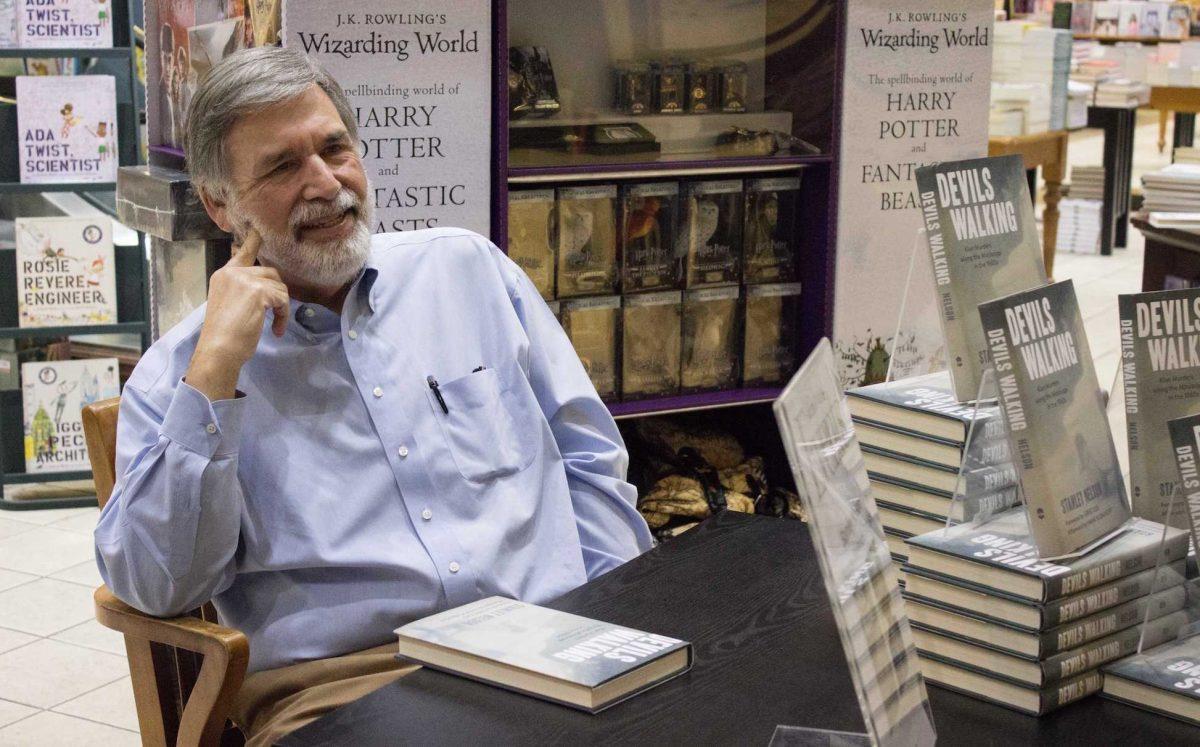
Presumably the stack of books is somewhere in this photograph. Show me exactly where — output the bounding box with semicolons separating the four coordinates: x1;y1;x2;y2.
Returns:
1103;632;1200;725
1068;165;1106;200
1067;80;1093;129
847;372;1010;586
1146;212;1200;232
991;83;1053;135
1093;78;1151;107
902;509;1191;715
1022;28;1073;130
1174;146;1200;164
1142;163;1200;212
989;107;1025;138
1056;198;1104;254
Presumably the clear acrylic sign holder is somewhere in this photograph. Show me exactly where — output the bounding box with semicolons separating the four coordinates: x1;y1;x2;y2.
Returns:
885;229;947;384
943;366;1020;529
771;339;936;747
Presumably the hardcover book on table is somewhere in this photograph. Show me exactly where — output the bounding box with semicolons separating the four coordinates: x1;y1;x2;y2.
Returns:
22;358;119;473
394;596;691;713
914;155;1048;402
17;74;118;185
1118;288;1200;527
846;371;1003;444
904;508;1189;602
1103;634;1200;725
920;655;1103;715
15;216;117;328
862;444;1015;495
978;279;1130;558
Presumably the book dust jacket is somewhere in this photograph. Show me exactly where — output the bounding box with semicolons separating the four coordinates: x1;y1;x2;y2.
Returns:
979;280;1131;558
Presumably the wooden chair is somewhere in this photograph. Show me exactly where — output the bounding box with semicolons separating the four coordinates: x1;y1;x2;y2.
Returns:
83;397;249;746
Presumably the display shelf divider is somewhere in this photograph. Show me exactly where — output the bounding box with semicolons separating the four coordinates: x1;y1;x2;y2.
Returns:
0;182;117;194
0;47;131;58
609;388;781;419
0;322;150;340
507;154;830;183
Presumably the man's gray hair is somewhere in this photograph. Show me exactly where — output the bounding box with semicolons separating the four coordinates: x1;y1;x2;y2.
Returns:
185;46;357;197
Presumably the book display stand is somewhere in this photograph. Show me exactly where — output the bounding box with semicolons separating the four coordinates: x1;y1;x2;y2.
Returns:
884;229;946;384
0;0;150;511
772;339;935;747
1137;482;1200;653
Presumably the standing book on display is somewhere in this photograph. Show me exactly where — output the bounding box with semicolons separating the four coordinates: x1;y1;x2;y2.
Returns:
22;358;120;473
16;0;113;48
16;74;118;184
914;155;1048;402
1119;288;1200;527
772;339;935;747
15;216;117;328
977;280;1131;558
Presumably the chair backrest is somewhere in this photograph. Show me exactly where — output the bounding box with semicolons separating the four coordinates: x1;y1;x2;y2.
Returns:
82;397;121;508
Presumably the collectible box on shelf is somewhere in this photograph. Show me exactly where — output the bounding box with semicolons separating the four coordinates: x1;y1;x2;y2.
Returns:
508;188;556;300
556;186;618;298
742;282;801;386
622;291;682;400
681;286;740;392
560;295;620;401
683;180;742;288
743;177;801;283
620;182;682;293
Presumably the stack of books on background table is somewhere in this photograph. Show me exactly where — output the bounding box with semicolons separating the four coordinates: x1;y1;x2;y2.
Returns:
847;373;1011;587
902;510;1191;715
1067;80;1093;129
1093;78;1151;107
1056;198;1104;254
1021;27;1073;130
1142;163;1200;212
1068;165;1106;201
1174;147;1200;165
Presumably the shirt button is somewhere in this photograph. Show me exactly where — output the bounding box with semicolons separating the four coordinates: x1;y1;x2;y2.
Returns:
205;423;217;434
398;445;409;458
448;561;460;573
304;307;315;317
348;330;358;340
421;508;432;521
372;386;383;398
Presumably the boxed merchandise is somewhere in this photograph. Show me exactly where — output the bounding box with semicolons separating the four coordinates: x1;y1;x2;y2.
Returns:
743;176;801;283
622;291;683;400
683;180;743;288
682;286;741;392
613;61;653;115
718;60;749;112
556;185;618;298
621;182;682;292
507;189;556;300
686;61;718;113
560;295;620;400
742;282;802;386
653;60;686;114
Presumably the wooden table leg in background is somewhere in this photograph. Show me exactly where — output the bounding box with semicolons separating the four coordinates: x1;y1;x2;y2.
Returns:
1159;109;1170;154
1042;130;1067;280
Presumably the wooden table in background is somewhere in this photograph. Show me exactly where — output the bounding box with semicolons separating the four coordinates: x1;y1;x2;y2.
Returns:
1150;85;1200;154
988;129;1069;278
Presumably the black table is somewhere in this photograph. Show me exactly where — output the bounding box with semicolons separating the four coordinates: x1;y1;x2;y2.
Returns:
1086;105;1138;256
283;512;1198;746
1133;213;1200;291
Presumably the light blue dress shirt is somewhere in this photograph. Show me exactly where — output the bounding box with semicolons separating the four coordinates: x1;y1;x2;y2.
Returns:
95;228;653;673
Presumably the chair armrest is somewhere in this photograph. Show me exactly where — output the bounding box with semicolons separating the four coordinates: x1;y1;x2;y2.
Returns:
95;585;249;747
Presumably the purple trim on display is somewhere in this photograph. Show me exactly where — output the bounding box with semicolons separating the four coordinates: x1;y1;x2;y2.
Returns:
608;389;782;419
491;0;509;242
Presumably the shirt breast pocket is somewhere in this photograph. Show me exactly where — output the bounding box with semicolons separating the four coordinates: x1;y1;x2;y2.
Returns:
429;368;534;482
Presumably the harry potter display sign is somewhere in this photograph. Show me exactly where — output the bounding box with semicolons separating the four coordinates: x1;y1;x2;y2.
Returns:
283;2;491;236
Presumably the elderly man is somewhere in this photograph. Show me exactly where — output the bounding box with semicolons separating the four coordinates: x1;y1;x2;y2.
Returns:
95;46;652;744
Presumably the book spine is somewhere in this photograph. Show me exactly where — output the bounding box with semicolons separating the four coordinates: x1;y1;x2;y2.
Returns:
916;180;971;401
1040;625;1142;683
1042;589;1183;655
1046;538;1182;599
1042;670;1104;713
1044;565;1171;626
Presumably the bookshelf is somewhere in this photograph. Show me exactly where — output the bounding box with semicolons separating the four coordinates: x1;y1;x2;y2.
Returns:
0;0;148;511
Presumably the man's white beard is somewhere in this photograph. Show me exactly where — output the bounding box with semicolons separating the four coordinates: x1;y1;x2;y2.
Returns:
232;186;373;290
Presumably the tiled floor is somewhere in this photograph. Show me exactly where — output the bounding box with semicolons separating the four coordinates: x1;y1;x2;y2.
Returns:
0;112;1173;745
0;507;139;744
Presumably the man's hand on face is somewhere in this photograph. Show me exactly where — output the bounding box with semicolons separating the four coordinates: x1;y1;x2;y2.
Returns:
184;229;291;401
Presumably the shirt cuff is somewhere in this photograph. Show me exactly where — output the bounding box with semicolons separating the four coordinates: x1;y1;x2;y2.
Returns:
159;379;246;458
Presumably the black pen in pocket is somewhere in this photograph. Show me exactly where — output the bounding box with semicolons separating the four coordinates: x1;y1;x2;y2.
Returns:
426;375;450;414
